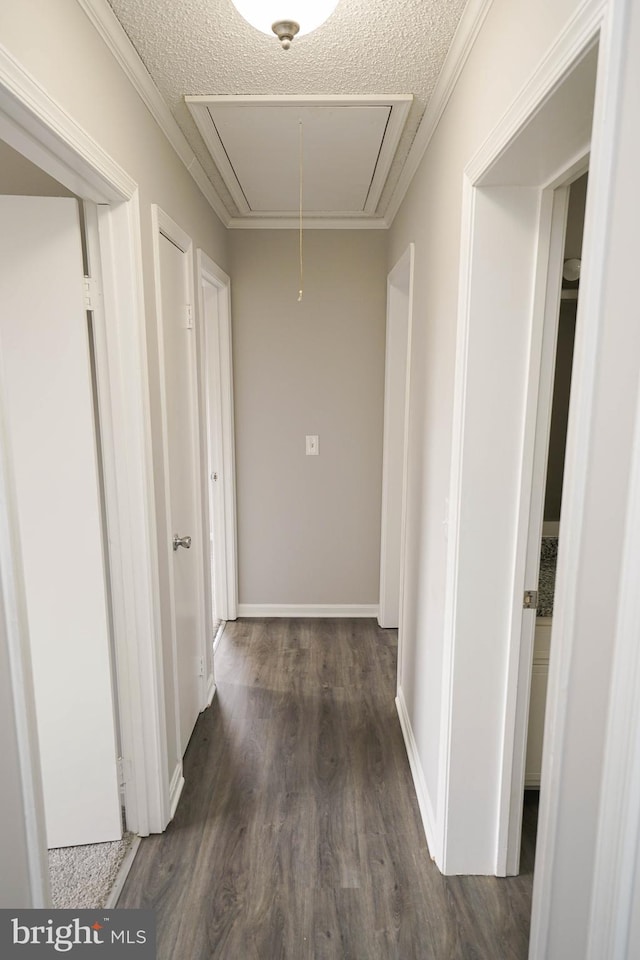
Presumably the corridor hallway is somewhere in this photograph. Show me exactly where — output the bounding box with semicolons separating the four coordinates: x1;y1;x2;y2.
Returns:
118;619;536;958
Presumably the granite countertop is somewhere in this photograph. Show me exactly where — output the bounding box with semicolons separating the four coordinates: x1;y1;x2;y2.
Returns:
537;537;558;618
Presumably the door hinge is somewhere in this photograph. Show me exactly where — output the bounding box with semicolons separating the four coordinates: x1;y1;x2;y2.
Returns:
523;590;538;610
183;304;193;330
198;656;205;679
116;757;130;786
83;276;99;311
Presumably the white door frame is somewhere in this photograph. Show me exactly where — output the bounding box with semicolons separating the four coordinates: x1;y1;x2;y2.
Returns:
440;2;608;877
378;244;414;651
0;43;169;902
196;249;238;634
586;364;640;958
151;206;208;784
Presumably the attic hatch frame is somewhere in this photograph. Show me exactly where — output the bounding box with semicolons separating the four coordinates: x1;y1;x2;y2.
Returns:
185;94;413;228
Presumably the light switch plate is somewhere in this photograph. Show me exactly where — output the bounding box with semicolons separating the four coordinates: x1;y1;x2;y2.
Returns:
306;435;319;456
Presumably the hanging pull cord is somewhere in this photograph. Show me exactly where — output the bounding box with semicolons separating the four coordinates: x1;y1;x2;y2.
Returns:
298;119;303;302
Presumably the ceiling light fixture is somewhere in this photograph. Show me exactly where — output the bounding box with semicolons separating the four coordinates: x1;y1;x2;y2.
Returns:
231;1;340;49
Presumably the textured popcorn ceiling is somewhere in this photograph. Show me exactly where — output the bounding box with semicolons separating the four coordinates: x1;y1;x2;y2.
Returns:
106;0;468;220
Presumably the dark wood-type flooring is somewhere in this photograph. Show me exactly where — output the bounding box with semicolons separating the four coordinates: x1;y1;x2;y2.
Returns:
118;618;537;959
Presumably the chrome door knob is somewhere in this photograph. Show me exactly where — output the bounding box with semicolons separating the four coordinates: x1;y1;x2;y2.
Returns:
172;534;192;551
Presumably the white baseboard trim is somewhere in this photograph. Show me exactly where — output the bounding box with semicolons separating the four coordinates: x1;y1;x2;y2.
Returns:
396;687;439;863
104;835;141;908
168;762;185;820
206;673;216;707
237;604;379;619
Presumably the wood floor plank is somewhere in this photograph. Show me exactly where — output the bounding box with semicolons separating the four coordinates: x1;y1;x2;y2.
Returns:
118;618;536;958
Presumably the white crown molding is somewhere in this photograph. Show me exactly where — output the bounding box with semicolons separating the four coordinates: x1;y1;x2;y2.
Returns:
75;0;493;231
385;0;495;225
76;0;232;227
237;604;379;618
228;216;389;230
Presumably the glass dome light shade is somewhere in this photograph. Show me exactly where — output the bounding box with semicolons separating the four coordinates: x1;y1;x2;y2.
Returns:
231;0;340;38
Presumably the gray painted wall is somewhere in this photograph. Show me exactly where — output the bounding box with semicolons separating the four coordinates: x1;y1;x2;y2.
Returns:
0;140;75;197
230;230;387;607
0;141;88;273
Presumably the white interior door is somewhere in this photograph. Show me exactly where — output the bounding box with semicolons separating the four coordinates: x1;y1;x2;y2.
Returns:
0;196;121;848
506;185;570;873
158;228;204;757
197;249;237;628
203;279;221;622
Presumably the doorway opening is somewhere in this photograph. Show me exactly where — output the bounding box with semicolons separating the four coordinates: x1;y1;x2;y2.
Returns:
0;138;138;906
437;30;600;881
520;171;588;866
378;243;414;677
0;57;168;906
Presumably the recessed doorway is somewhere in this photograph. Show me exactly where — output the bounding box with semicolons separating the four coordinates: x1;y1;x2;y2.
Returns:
520;171;588;869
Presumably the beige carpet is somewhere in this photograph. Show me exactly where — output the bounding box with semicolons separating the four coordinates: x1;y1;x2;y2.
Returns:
48;832;137;909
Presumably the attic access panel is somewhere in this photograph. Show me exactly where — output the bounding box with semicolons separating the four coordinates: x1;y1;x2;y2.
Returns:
186;95;412;222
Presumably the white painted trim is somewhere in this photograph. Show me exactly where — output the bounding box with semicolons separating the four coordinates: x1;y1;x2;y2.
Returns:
0;43;134;202
442;0;607;884
186;93;412;220
378;266;399;629
530;0;631;954
188;94;414;107
196;250;238;623
186;99;248;217
439;175;475;875
587;363;640;958
379;244;414;643
151;206;209;755
396;689;438;862
206;674;216;708
168;762;185;820
385;0;495;224
467;0;605;185
0;42;170;872
237;604;378;619
394;246;416;688
155;206;192;257
227;216;389;230
85;201;144;838
104;835;141;909
363;97;413;215
96;199;170;836
19;0;487;230
75;0;230;226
